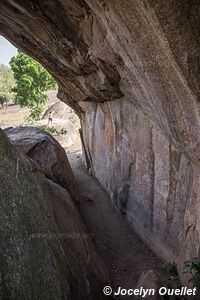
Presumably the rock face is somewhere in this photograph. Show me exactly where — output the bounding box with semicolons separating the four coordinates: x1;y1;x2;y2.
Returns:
0;128;108;299
43;101;73;120
136;270;163;299
4;126;78;200
42;101;80;148
0;0;200;277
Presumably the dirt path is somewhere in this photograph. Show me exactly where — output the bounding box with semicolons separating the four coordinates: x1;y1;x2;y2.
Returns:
68;153;164;298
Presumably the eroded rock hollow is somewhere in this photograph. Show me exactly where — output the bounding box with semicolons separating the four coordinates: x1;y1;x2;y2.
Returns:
0;0;200;284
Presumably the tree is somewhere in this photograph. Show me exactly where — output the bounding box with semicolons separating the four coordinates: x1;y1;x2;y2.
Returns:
10;51;57;120
0;64;15;106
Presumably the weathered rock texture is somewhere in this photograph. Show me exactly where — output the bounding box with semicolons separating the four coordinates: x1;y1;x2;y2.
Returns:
136;270;163;299
42;102;80;148
4;126;77;200
43;101;73;120
0;0;200;277
0;128;108;299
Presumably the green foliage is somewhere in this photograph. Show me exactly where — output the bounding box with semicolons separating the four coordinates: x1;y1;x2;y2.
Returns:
37;125;59;135
163;262;178;276
161;262;182;300
0;63;15;103
160;259;200;299
10;51;57;120
0;94;7;105
37;125;68;136
27;106;45;122
184;257;200;287
69;114;79;125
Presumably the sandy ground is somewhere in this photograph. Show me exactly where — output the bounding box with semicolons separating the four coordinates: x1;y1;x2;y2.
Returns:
68;154;164;298
0;104;30;128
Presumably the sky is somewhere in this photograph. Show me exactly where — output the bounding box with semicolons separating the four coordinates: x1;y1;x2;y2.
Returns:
0;36;17;66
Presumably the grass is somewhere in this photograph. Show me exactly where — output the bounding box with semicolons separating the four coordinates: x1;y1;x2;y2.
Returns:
37;125;68;136
69;114;79;125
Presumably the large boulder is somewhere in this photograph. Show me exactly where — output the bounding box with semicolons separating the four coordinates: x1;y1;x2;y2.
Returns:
42;101;73;120
0;128;108;299
4;126;78;200
41;101;80;148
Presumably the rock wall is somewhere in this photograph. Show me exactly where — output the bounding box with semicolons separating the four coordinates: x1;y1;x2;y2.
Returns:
80;100;200;269
0;0;200;274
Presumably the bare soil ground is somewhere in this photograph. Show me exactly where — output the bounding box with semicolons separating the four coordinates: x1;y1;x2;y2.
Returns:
68;153;164;298
0;90;57;128
0;104;29;128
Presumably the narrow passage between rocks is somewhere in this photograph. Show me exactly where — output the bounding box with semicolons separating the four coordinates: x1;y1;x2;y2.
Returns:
68;154;164;298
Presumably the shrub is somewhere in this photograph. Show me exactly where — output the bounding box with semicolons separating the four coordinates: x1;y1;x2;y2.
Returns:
37;125;59;135
184;257;200;287
36;125;68;136
161;262;182;300
69;114;79;125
